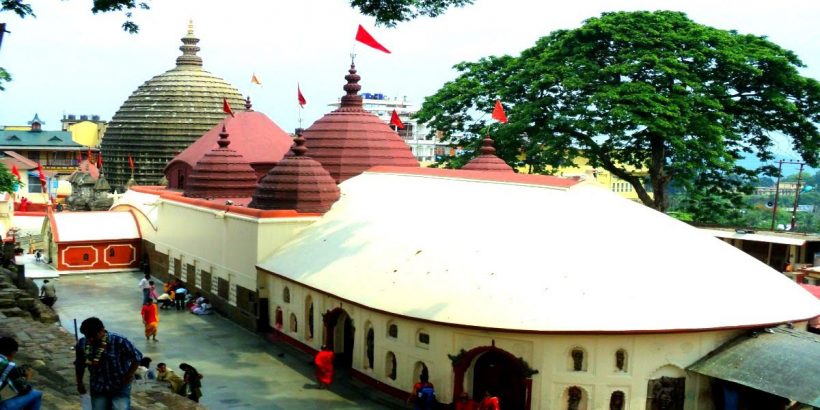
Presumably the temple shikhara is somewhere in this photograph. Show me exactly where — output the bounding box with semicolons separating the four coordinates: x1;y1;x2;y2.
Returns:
15;24;820;410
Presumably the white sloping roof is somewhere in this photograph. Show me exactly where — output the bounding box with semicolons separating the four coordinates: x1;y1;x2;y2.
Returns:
259;171;820;333
110;189;160;229
701;228;808;246
52;211;140;243
14;215;46;237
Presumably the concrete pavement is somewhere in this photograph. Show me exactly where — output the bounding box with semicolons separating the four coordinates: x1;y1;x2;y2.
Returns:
48;271;396;410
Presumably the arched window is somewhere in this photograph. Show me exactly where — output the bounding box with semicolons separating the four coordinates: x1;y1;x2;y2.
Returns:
615;349;628;372
289;313;298;333
387;322;398;339
386;351;397;380
305;296;314;340
283;286;290;303
570;348;586;371
566;386;585;410
365;325;375;369
413;361;428;383
609;391;625;410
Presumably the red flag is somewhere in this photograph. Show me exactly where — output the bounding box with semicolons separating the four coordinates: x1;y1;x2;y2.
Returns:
298;84;307;107
492;99;508;123
97;153;103;170
390;109;404;129
87;148;93;166
10;165;20;181
355;25;391;54
223;97;235;117
128;154;135;172
36;162;46;186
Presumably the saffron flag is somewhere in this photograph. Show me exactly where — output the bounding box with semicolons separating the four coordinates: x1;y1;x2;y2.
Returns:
251;73;262;86
492;99;508;123
10;165;20;181
390;109;404;129
36;162;46;186
355;25;391;54
298;84;307;107
223;97;235;117
128;154;135;172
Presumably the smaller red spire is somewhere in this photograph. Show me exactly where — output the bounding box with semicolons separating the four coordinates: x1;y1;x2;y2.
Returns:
462;136;514;172
183;125;258;198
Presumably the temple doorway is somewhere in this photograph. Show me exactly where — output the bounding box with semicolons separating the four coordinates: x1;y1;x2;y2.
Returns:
453;346;532;410
323;308;355;368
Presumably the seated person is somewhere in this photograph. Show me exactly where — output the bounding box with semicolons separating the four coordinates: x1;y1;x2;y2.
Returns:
192;298;213;315
135;357;155;380
157;292;174;309
156;362;184;395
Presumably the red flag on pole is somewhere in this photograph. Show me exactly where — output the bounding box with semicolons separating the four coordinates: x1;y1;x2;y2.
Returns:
492;99;508;123
36;162;46;187
10;165;20;181
97;153;103;170
223;97;235;117
390;109;404;129
128;154;135;172
355;25;391;54
75;150;82;165
87;149;93;167
298;84;307;107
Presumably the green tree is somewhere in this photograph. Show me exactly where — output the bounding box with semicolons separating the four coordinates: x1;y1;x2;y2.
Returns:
416;11;820;213
350;0;473;27
0;163;18;194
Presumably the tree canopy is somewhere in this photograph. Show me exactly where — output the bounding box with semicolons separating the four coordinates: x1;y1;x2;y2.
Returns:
350;0;473;26
415;11;820;214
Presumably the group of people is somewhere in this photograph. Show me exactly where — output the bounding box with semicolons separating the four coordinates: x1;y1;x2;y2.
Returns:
135;356;203;403
138;274;217;343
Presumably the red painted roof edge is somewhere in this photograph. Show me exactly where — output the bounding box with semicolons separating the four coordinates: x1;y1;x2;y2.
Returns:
3;151;39;168
14;211;47;217
366;166;582;188
130;186;321;219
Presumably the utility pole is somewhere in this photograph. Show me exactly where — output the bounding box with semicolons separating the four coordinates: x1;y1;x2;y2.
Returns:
770;160;784;231
790;163;805;231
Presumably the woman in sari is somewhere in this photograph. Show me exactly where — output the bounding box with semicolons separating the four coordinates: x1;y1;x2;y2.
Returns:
140;299;159;341
314;345;335;389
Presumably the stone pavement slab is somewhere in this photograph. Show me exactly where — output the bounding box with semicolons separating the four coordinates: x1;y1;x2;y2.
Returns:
50;271;396;410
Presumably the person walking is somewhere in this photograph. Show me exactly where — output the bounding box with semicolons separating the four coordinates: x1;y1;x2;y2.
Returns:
75;317;142;410
314;345;334;389
0;336;43;410
178;363;202;403
39;280;56;308
409;372;436;410
140;300;159;342
138;273;151;305
480;391;500;410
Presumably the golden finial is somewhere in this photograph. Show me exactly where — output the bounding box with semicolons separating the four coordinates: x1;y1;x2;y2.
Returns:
187;19;194;35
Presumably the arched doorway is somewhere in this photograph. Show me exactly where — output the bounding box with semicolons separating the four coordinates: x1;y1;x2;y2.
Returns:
323;308;355;368
453;346;533;410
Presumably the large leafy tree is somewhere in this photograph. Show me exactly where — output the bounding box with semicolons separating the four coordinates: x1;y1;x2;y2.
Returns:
416;11;820;213
350;0;473;26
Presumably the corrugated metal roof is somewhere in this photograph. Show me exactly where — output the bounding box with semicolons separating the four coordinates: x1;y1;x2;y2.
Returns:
688;327;820;406
0;130;83;148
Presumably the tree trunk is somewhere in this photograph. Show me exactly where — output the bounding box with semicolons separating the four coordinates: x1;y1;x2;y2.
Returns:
648;133;668;212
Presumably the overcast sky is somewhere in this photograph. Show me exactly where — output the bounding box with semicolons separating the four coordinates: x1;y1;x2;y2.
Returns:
0;0;818;172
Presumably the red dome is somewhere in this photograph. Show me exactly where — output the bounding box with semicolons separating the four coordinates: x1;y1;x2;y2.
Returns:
303;64;418;183
462;136;513;172
184;125;258;198
249;130;340;213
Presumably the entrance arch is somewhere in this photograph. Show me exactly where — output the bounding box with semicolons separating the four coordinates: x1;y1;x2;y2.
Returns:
453;346;533;410
323;308;355;368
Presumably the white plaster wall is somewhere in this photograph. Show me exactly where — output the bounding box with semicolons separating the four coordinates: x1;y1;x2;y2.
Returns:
264;274;740;409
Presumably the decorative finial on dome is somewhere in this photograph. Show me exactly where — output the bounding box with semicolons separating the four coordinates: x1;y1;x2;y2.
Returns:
176;20;203;67
292;128;308;157
480;135;497;155
340;63;363;108
245;96;253;111
217;125;230;148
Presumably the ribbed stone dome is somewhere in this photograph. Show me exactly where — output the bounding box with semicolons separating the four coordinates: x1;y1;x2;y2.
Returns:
183;125;258;198
303;64;418;184
249;130;340;213
462;136;513;172
101;22;245;190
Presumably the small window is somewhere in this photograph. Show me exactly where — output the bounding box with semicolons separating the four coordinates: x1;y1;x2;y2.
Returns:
417;332;430;345
388;323;398;338
305;297;314;340
615;349;628;372
289;313;298;333
283;287;290;303
108;248;115;257
570;348;586;372
274;307;283;330
386;351;397;380
567;386;583;409
82;253;89;261
366;327;375;369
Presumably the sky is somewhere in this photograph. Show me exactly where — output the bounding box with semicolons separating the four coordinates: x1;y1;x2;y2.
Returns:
0;0;818;175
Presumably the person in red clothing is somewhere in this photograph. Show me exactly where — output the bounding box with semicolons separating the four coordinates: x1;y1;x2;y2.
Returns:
314;345;334;389
481;390;500;410
455;391;477;410
140;300;159;341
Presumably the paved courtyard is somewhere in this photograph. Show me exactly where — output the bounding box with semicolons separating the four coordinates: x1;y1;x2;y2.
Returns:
45;271;396;409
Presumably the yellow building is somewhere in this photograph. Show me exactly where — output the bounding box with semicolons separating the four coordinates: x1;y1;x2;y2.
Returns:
537;157;650;202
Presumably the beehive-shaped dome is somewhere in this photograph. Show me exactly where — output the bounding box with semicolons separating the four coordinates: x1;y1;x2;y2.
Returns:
302;63;418;183
249;130;340;213
183;125;257;198
101;22;245;190
462;136;513;172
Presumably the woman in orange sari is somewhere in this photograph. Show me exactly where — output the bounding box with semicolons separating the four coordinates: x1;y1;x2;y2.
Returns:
141;299;159;341
314;345;334;389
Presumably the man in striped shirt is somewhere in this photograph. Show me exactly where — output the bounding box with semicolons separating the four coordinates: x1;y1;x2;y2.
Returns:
74;317;142;410
0;336;42;410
